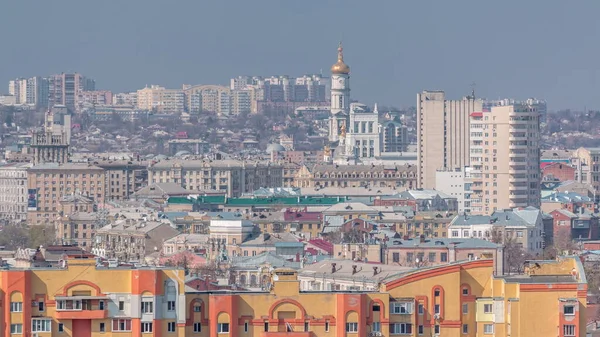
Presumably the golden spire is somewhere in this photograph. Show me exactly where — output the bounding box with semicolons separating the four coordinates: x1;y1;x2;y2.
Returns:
331;41;350;74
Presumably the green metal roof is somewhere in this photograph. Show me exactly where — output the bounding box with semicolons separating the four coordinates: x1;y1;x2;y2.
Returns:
167;196;347;206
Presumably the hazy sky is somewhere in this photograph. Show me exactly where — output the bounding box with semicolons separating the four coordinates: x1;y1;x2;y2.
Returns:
1;1;599;110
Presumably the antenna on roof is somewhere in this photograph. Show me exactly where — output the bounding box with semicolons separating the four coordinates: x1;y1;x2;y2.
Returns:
470;82;476;99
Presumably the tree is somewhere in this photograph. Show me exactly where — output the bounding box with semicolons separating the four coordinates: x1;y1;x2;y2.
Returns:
0;224;55;249
503;236;532;275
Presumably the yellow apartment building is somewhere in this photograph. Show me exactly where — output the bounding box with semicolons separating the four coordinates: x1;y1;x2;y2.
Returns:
0;254;587;337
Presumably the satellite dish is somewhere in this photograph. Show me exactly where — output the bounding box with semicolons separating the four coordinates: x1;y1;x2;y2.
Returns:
273;275;279;281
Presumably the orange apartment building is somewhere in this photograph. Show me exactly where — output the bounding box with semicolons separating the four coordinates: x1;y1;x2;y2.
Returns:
0;254;587;337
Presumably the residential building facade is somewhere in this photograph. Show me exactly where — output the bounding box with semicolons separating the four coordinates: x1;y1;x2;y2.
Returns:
136;85;184;114
48;73;95;110
417;90;483;189
147;159;284;197
27;163;105;224
0;163;31;222
469;103;541;214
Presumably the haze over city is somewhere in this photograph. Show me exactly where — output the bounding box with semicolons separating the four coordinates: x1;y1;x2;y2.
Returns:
2;0;600;110
1;2;600;337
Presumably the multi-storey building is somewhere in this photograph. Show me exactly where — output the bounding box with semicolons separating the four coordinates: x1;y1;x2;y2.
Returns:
0;254;588;337
8;76;49;107
31;107;71;165
380;119;409;153
416;90;483;189
27;163;105;224
182;85;251;115
93;160;148;201
78;90;113;108
48;73;95;110
449;206;545;254
0;163;31;222
573;147;600;202
435;167;474;214
0;255;185;337
112;92;138;106
293;164;417;190
470;103;541;214
148;159;284;197
136;85;184;114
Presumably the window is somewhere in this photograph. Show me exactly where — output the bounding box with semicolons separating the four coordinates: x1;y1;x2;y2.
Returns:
434;325;440;335
393;252;400;262
483;324;494;334
168;301;176;311
10;302;23;312
305;321;310;332
434;289;440;297
462;303;468;314
100;323;105;332
391;302;413;314
244;322;248;332
32;319;52;332
218;323;230;333
10;324;22;334
38;301;45;311
194;305;202;312
99;300;105;310
141;301;154;313
58;323;64;332
264;322;269;332
390;323;412;335
440;253;448;262
168;322;176;332
452;230;459;237
428;252;436;262
372;322;381;332
418;304;424;314
434;304;440;314
141;322;153;333
119;301;125;311
462;288;469;296
113;319;132;332
418;325;424;335
325;321;330;332
563;324;576;336
373;304;380;312
564;306;575;315
462;324;468;334
194;323;202;333
346;323;358;333
483;304;493;313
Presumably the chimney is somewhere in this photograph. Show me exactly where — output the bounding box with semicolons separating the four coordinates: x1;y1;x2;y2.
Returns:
331;263;337;274
373;266;379;276
352;265;357;275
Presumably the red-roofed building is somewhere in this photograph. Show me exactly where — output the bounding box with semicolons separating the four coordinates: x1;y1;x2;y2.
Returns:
306;239;333;255
542;162;576;182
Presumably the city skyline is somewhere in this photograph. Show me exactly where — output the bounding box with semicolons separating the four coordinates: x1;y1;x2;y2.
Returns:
2;1;600;110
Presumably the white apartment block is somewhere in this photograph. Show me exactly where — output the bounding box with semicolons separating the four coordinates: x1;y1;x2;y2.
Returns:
8;76;48;107
435;167;474;214
0;163;32;222
416;91;483;189
136;85;184;114
469;103;541;214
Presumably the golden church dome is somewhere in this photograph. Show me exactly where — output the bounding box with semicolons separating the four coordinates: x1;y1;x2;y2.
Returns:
331;42;350;74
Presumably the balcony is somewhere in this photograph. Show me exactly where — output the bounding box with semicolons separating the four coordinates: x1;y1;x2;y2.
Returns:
54;297;108;320
262;333;311;337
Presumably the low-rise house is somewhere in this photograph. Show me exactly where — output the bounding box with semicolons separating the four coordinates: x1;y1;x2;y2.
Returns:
449;207;544;255
550;208;599;241
374;189;458;212
92;219;178;262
